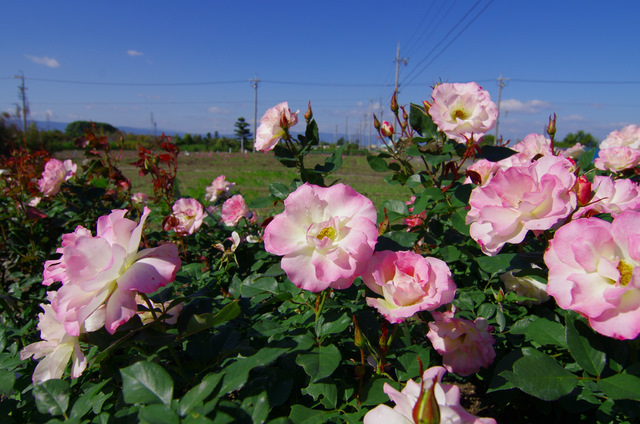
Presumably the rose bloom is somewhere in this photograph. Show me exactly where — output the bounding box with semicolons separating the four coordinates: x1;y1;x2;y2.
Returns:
164;198;205;235
594;146;640;172
263;183;378;292
500;269;549;305
364;366;496;424
254;101;299;152
512;133;554;159
466;154;577;256
38;158;77;196
573;175;640;219
361;250;456;323
43;207;181;335
600;124;640;150
206;175;235;202
428;82;498;143
463;159;499;186
131;192;148;205
221;194;253;226
404;196;426;229
544;211;640;339
380;121;394;137
560;142;585;159
427;310;496;376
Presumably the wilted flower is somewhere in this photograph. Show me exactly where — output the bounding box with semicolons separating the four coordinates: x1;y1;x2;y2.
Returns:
263;183;378;292
255;102;299;152
500;269;549;305
428;82;498;143
164;198;205;235
131;192;148;205
545;211;640;339
44;208;181;335
427;310;496;376
361;250;456;323
38;158;77;196
205;175;235;202
221;194;253;226
363;366;496;424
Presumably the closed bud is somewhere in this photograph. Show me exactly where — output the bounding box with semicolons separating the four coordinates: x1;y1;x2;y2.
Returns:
391;91;399;114
575;175;592;206
381;121;394;137
373;114;381;131
412;377;441;424
547;113;557;138
304;101;313;123
352;315;363;348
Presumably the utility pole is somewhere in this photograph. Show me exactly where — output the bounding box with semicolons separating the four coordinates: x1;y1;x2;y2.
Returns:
494;75;509;142
368;98;373;150
250;75;260;153
393;42;408;100
14;71;29;133
150;112;157;137
345;116;348;144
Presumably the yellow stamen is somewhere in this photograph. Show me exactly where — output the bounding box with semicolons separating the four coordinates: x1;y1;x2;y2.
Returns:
618;260;633;286
452;108;468;120
316;227;336;241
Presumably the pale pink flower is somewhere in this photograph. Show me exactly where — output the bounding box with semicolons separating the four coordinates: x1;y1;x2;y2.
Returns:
464;159;499;186
428;82;498;143
361;250;456;323
561;143;585;159
499;269;549;305
20;292;91;382
404;196;426;229
164;198;205;235
29;196;42;207
263;183;378;292
363;366;496;424
600;124;640;150
573;175;640;219
427;310;496;376
255;102;299;152
38;158;77;196
45;208;181;335
131;192;148;205
512;133;554;159
380;121;394;137
205;175;235;202
221;194;253;226
544;211;640;339
466;154;577;255
595;146;640;172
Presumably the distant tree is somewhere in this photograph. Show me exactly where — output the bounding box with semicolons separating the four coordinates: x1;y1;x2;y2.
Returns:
65;121;118;138
556;130;598;149
336;137;345;146
234;117;252;144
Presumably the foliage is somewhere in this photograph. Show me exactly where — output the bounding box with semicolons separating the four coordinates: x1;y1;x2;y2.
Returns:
65;121;119;138
2;88;640;424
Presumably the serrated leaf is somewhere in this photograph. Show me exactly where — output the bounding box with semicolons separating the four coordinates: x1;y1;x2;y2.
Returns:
597;373;640;400
295;344;341;383
566;318;606;377
269;182;290;199
120;361;174;406
220;347;289;394
315;310;351;339
526;318;565;347
33;379;70;416
501;351;578;401
302;382;338;409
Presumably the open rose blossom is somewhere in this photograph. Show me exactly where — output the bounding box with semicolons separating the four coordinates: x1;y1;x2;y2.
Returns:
594;146;640;172
43;207;181;335
600;124;640;150
164;198;205;235
544;211;640;339
363;366;496;424
221;194;254;226
466;154;577;256
38;158;77;196
573;175;640;219
361;250;456;323
428;82;498;143
263;183;378;292
206;175;235;202
427;310;496;376
254;101;299;152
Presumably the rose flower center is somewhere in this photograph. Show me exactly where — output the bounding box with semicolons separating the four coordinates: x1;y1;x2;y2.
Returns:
316;227;337;241
452;108;468;120
618;260;633;286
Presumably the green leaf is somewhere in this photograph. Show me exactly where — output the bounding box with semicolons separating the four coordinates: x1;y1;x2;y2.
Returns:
526;317;566;347
179;373;223;416
249;195;277;209
361;377;400;406
69;379;110;419
475;253;518;274
138;404;180;424
186;301;240;334
302;381;338;409
120;361;174;406
220;347;289;394
409;103;439;138
597;373;640;400
501;350;578;401
269;182;290;199
315;310;351;339
0;369;15;395
565;317;606;377
367;155;389;172
289;404;340;424
241;390;270;424
295;344;341;383
33;379;70;416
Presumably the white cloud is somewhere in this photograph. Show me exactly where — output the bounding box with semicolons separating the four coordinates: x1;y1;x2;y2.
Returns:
501;99;552;114
25;55;60;68
127;50;144;56
208;106;229;114
561;114;585;122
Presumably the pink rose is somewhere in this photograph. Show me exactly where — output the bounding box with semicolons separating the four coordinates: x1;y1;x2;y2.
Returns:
221;194;253;226
428;82;498;143
403;196;426;229
464;159;499;186
45;208;181;335
361;250;456;323
573;175;640;218
595;146;640;172
466;154;577;255
560;143;585;159
427;310;496;376
380;121;394;137
544;211;640;339
38;158;77;196
206;175;235;202
512;133;554;159
164;198;205;235
263;183;378;292
363;366;496;424
255;102;299;152
131;192;148;205
600;124;640;150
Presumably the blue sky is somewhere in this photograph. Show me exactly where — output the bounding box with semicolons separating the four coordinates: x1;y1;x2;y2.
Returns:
1;1;639;143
